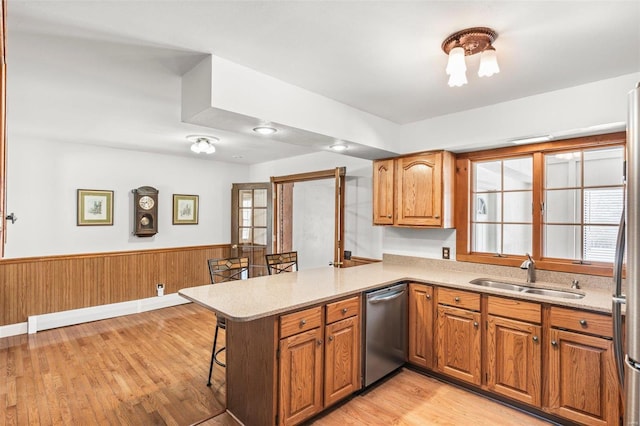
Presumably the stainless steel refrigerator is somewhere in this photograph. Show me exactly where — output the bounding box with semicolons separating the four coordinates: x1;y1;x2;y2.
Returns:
613;82;640;425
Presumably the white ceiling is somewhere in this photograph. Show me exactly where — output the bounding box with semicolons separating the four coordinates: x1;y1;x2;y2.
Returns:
6;0;640;164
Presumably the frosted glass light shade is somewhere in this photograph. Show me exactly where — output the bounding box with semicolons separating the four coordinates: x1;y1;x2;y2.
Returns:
478;47;500;77
445;46;466;75
191;139;216;154
448;70;468;87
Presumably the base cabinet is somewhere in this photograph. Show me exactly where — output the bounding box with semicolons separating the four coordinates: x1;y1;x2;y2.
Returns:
279;327;324;426
486;296;542;407
546;306;620;426
408;283;434;369
278;296;361;426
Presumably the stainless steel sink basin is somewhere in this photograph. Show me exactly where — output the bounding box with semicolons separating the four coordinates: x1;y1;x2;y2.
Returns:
469;278;585;299
468;278;527;292
521;288;585;299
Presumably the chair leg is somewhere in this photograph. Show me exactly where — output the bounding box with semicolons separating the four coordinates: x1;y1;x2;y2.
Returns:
206;325;220;387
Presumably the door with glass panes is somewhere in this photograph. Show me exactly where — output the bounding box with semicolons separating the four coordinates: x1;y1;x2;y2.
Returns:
231;183;272;277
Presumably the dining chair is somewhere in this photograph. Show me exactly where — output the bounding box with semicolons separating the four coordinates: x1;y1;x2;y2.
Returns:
265;251;299;275
206;256;249;386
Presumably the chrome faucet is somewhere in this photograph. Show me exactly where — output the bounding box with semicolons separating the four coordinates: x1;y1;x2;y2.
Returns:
520;253;536;283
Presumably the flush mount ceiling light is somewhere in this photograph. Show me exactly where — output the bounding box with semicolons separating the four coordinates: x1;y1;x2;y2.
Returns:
329;143;349;152
253;126;278;135
186;135;218;154
442;27;500;87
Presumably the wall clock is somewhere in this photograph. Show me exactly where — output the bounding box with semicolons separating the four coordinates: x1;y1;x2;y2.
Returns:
132;186;158;237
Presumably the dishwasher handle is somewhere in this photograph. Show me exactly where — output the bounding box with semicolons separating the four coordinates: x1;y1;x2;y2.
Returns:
368;289;406;304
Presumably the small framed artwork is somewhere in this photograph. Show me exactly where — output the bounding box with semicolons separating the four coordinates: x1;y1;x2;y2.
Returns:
77;189;114;226
173;194;199;225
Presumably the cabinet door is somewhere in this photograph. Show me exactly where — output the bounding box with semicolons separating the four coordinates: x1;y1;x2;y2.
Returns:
487;315;541;407
396;153;442;226
547;329;619;426
408;284;434;369
372;159;395;225
324;316;360;407
436;305;481;385
279;327;323;426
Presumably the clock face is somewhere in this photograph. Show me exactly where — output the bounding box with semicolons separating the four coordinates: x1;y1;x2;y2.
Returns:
138;195;155;210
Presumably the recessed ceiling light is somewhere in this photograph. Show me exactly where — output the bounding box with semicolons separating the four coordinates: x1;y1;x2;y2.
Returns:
329;144;349;152
253;126;277;135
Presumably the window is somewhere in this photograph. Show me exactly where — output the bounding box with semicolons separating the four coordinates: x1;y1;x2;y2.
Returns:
544;147;624;263
456;132;625;276
472;157;533;256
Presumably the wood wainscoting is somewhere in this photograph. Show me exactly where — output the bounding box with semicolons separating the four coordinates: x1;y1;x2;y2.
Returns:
0;244;231;326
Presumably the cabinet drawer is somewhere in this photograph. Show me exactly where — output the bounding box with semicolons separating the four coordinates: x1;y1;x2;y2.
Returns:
326;295;360;324
437;288;480;311
280;306;322;339
549;306;612;338
487;296;541;323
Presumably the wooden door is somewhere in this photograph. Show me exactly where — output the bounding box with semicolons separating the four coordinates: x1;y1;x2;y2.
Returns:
396;152;442;226
372;159;395;225
408;283;434;369
279;327;324;426
547;329;619;426
436;305;481;385
324;316;360;407
487;315;542;407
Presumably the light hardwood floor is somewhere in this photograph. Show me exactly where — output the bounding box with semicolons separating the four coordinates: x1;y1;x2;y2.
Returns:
2;303;551;426
201;368;552;426
0;303;225;425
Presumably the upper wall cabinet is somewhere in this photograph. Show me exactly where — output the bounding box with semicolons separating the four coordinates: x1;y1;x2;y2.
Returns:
373;151;455;228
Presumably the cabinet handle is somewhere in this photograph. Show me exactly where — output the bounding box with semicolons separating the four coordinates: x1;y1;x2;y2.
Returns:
473;321;479;328
328;336;334;341
551;340;558;347
579;319;587;326
455;297;460;302
426;294;431;300
435;215;440;219
532;336;539;342
300;319;306;327
317;339;323;346
387;214;392;218
341;308;348;314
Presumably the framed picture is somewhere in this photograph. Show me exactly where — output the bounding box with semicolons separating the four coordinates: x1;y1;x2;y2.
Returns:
173;194;199;225
77;189;114;226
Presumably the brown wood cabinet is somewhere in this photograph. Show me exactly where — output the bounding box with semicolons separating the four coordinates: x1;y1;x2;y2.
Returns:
547;307;619;426
436;288;481;385
372;159;395;225
279;327;324;426
408;283;434;369
372;151;455;227
277;296;361;425
486;297;542;407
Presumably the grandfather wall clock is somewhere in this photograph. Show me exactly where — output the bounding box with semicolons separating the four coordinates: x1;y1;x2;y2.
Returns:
132;186;158;237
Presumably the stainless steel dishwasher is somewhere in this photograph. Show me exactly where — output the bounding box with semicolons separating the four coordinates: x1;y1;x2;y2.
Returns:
363;282;408;387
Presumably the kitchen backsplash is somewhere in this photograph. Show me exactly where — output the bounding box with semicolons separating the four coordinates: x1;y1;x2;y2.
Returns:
383;253;618;291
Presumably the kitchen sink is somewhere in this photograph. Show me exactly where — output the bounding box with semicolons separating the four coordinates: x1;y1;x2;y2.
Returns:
469;278;585;299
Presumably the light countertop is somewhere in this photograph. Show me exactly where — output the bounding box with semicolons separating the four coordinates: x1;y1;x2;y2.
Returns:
178;262;615;321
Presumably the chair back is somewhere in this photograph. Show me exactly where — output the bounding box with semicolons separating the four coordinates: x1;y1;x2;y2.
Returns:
265;251;298;275
208;257;250;284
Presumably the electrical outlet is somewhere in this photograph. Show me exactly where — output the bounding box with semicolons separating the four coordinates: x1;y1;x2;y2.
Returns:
442;247;450;260
156;283;164;297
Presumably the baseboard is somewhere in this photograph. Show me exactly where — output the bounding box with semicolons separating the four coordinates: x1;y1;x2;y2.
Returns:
0;293;191;339
0;321;28;339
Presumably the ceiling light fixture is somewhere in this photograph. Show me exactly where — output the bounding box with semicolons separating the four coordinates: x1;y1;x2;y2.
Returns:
329;143;349;152
253;126;278;135
442;27;499;87
510;135;552;145
186;135;218;154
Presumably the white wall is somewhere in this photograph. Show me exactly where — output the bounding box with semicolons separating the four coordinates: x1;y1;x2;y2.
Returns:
5;139;248;257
